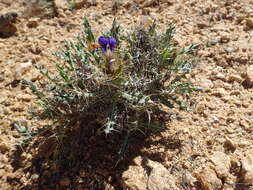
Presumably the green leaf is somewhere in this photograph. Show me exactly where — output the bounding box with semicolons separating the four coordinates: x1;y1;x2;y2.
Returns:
83;18;95;43
157;96;174;108
180;44;198;55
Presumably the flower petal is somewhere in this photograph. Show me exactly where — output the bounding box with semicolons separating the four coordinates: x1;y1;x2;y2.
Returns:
98;36;109;52
98;36;108;46
108;37;117;51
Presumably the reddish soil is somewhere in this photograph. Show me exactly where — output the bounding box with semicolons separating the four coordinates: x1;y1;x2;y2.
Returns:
0;0;253;190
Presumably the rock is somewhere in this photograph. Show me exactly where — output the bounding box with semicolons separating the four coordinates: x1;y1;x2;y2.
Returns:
195;167;222;190
238;140;251;148
122;156;179;190
211;88;226;97
160;0;173;5
242;65;253;88
245;18;253;29
0;136;10;153
244;7;253;15
228;74;243;83
0;12;18;38
27;18;39;28
208;37;221;46
29;44;42;55
224;47;237;54
0;154;8;164
14;60;33;80
195;101;206;114
230;156;241;173
0;24;17;38
59;177;71;187
74;0;88;9
211;25;229;32
210;151;231;178
224;137;236;152
0;169;5;177
24;0;56;18
223;184;234;190
90;12;102;21
215;73;226;81
89;0;97;6
236;14;244;23
241;149;253;184
142;0;158;7
0;12;18;23
31;174;39;181
197;21;209;29
182;171;197;189
198;78;214;90
54;0;69;11
233;52;249;64
220;33;230;43
124;1;132;9
239;120;250;131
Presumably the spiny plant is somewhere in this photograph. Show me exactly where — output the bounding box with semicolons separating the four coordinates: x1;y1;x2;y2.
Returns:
14;122;37;148
26;18;199;163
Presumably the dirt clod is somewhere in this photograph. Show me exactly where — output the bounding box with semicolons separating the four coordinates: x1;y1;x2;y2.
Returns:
242;65;253;88
240;149;253;184
210;151;231;179
122;156;179;190
1;0;253;189
195;167;223;190
0;12;18;37
27;18;39;28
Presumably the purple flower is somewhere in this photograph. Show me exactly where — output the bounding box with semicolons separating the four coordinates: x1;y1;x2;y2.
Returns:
98;37;109;52
108;37;117;51
98;36;117;52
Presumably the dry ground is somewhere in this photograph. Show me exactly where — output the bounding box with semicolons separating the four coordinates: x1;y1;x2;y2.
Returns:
0;0;253;189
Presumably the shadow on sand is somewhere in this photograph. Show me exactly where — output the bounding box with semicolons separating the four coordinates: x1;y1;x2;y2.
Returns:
9;118;184;190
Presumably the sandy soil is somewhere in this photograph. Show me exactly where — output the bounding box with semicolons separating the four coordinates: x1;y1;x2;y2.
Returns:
0;0;253;189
